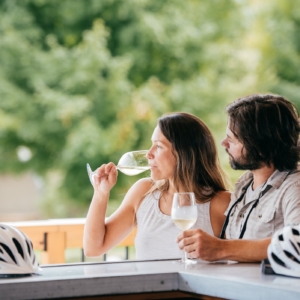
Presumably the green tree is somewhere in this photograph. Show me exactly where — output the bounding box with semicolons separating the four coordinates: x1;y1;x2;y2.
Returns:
0;5;142;214
256;0;300;109
2;0;291;217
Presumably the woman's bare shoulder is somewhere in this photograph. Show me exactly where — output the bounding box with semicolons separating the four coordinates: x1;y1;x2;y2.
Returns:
124;178;154;202
210;190;231;212
209;191;231;236
215;190;231;201
131;177;154;192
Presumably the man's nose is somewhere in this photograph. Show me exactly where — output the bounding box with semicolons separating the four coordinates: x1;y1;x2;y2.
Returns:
221;138;228;148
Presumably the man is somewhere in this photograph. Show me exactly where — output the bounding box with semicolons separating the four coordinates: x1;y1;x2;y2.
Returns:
177;93;300;262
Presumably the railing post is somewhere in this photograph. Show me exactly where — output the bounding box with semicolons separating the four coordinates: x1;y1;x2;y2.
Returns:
125;246;129;260
42;232;66;264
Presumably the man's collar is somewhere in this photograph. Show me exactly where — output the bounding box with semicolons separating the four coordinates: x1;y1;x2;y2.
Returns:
266;169;290;189
235;171;253;192
235;166;300;191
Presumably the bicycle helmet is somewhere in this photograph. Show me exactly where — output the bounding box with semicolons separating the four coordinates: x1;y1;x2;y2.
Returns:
267;225;300;278
0;224;40;275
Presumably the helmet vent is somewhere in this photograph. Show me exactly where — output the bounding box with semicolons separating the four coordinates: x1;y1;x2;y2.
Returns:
284;250;300;264
292;228;300;236
13;238;24;259
26;240;31;256
0;242;17;264
290;240;300;255
271;252;286;267
279;234;284;241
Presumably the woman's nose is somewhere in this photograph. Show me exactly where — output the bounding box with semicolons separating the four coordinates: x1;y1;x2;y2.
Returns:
146;147;154;159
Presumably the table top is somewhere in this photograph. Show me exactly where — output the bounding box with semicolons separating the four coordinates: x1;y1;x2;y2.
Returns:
0;259;300;300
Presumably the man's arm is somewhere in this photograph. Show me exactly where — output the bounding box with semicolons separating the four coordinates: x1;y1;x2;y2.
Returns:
283;183;300;226
177;229;271;262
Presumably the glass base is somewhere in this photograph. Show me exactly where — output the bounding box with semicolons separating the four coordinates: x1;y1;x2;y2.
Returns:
181;258;197;264
172;257;198;265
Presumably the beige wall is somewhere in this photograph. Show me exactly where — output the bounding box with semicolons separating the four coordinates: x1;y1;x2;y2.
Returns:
0;173;42;221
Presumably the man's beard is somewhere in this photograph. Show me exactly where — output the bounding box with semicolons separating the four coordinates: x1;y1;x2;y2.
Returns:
226;149;262;171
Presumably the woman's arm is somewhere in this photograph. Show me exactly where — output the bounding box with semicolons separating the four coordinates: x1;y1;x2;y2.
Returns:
83;163;152;257
209;191;231;237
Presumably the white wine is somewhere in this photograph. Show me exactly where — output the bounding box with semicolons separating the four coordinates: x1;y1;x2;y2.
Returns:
117;166;150;176
172;218;196;231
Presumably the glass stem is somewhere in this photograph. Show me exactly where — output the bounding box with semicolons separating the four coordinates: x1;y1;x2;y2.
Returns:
182;249;188;263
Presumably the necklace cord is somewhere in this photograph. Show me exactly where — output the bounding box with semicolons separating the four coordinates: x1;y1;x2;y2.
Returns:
219;181;271;239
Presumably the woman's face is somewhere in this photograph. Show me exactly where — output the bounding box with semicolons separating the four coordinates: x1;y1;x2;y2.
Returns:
147;126;177;181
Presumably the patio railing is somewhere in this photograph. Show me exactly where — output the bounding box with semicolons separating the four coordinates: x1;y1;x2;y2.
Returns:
4;218;136;264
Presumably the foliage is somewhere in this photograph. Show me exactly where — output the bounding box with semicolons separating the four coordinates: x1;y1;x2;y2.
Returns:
257;0;300;108
0;0;298;217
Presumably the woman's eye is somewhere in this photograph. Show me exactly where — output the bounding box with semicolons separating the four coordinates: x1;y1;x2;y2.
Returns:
156;145;161;149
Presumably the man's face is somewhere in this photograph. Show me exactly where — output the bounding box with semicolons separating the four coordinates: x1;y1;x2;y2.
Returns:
221;123;262;170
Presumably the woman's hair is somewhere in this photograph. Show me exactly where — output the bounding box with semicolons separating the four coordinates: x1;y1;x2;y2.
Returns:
152;112;229;203
227;94;300;171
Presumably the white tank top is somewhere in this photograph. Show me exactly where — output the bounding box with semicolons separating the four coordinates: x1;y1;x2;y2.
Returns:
135;190;214;260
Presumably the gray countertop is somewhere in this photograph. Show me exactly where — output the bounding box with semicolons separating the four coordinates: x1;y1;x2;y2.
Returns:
0;259;300;300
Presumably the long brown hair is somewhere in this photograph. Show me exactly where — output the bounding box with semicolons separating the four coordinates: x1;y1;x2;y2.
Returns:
152;112;229;203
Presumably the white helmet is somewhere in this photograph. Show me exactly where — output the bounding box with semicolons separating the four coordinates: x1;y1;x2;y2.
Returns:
0;224;40;275
267;225;300;278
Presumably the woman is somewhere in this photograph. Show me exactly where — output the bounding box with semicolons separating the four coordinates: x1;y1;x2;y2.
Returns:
84;112;231;260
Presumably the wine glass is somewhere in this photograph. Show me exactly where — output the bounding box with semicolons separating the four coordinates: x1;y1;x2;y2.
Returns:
86;150;150;185
171;192;197;264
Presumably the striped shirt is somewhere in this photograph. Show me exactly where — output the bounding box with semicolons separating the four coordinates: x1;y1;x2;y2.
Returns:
225;166;300;239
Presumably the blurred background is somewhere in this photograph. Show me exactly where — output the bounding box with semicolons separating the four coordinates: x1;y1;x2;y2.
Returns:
1;0;300;222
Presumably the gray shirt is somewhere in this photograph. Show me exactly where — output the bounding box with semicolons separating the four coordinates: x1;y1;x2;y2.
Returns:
225;166;300;239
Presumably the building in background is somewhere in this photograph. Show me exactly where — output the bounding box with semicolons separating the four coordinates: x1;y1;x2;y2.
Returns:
0;173;42;221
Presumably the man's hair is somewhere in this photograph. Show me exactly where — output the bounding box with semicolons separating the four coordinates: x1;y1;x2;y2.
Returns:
227;94;300;171
156;112;229;202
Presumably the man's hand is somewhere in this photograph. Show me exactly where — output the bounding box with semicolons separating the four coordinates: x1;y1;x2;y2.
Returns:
177;229;225;261
177;229;271;262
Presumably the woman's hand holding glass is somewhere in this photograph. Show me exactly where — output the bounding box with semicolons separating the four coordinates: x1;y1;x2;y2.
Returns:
87;150;150;187
171;192;198;264
92;162;118;194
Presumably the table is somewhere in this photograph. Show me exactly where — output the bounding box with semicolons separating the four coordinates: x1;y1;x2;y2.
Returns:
0;259;300;300
3;219;136;264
